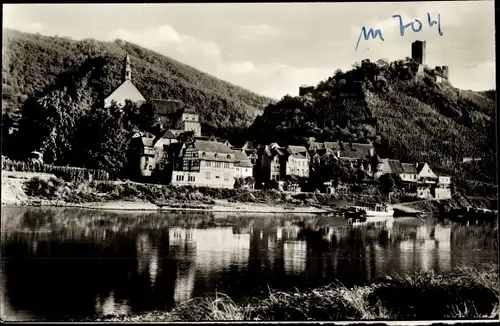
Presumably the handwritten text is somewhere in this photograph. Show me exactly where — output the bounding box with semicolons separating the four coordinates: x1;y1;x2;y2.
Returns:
355;13;443;51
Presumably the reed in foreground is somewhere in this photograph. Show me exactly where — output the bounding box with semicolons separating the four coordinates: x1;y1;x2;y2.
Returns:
94;264;499;321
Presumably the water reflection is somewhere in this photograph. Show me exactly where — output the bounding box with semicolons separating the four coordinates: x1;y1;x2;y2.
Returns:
1;206;497;321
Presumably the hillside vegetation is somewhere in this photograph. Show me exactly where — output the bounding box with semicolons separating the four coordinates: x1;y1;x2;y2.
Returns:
249;58;496;183
2;29;273;132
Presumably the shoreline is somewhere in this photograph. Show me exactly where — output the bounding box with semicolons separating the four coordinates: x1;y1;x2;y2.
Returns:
2;198;333;215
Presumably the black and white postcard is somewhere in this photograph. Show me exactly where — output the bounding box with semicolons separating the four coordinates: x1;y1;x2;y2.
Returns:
1;2;497;323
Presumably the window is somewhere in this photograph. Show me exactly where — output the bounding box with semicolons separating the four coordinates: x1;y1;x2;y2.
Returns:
202;152;206;158
236;168;240;171
227;155;231;159
206;161;211;167
224;174;229;181
188;175;195;182
176;174;184;181
216;162;221;168
216;175;220;179
214;153;218;158
205;172;211;179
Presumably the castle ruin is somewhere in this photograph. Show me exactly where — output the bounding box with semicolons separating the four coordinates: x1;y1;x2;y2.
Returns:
411;40;449;83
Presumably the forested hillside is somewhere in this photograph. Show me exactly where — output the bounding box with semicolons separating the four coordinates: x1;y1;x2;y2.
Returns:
249;58;496;183
2;29;273;132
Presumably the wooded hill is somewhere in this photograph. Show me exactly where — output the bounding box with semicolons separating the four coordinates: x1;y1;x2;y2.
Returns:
2;29;273;133
248;58;496;184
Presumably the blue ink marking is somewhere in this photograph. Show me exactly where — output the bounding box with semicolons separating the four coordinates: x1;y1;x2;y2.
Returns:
427;13;443;36
392;14;423;36
355;26;385;51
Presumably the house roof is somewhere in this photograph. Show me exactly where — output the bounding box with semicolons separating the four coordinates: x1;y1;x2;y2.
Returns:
162;129;184;139
401;163;418;174
241;141;255;150
264;145;286;157
386;159;404;174
308;142;325;150
150;99;184;115
286;146;308;160
104;80;146;107
193;140;234;154
181;106;197;114
416;162;427;174
234;150;253;167
287;145;308;154
324;142;341;150
309;141;374;159
338;143;374;159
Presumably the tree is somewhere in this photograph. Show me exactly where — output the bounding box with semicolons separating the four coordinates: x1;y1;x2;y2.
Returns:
379;173;395;195
73;103;129;177
16;86;93;164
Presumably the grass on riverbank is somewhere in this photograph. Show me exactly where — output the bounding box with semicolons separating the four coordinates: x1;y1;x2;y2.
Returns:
20;176;360;208
8;174;497;212
95;264;499;321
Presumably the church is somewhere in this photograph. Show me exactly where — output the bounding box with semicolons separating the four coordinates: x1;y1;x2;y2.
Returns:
104;53;202;137
105;53;204;181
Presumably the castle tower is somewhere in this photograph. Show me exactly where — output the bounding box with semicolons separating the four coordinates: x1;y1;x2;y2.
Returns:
123;54;132;82
411;40;426;65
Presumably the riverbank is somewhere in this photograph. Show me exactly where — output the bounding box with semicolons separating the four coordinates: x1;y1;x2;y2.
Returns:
92;264;498;321
1;173;332;214
2;172;495;215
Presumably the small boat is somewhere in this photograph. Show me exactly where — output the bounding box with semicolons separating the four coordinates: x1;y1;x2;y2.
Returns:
345;203;394;223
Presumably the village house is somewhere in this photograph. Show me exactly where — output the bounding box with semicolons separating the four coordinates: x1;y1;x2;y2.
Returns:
233;149;253;179
308;141;376;173
149;99;202;137
435;175;452;199
285;146;310;178
257;143;286;185
400;163;419;182
171;140;236;189
128;133;156;180
374;158;404;179
415;162;437;183
208;135;233;148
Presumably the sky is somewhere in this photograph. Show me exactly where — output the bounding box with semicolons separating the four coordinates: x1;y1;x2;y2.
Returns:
3;2;496;99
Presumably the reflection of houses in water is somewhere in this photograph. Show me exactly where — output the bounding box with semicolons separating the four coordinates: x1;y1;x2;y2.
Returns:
416;224;433;240
434;224;452;243
189;228;250;273
135;233;159;286
174;265;196;304
169;227;193;245
283;240;307;274
276;226;300;241
435;224;452;274
397;223;453;272
95;290;130;316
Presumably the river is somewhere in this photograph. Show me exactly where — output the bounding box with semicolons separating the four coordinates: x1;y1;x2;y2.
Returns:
1;206;497;321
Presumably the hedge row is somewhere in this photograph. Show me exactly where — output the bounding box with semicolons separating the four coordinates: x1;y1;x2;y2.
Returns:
2;158;110;182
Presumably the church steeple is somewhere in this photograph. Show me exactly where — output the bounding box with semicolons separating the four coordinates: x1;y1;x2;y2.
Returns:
123;54;132;82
